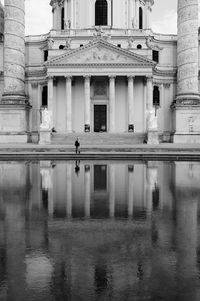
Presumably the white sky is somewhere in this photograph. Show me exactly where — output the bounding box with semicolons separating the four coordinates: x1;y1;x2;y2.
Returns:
1;0;178;35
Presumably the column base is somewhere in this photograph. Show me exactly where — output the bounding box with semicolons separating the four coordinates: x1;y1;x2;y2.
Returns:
39;130;52;145
31;131;40;144
173;133;200;143
0;101;31;143
171;101;200;143
147;130;159;145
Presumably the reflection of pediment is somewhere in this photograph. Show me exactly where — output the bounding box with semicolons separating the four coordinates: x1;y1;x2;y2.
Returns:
47;40;154;67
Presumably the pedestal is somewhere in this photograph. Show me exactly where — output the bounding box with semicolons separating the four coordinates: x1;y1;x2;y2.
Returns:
0;101;31;143
147;130;159;145
172;104;200;143
39;130;52;145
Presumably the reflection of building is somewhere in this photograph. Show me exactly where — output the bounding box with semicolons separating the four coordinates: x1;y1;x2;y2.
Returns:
0;0;200;143
0;161;200;299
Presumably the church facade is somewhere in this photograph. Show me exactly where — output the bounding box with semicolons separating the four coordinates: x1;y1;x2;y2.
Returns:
0;0;199;144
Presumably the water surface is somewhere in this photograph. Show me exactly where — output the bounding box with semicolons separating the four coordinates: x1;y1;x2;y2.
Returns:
0;160;200;301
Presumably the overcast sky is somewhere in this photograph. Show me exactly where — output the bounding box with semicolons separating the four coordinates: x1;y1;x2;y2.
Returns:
1;0;178;35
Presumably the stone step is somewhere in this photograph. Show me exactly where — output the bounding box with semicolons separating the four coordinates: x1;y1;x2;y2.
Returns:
51;133;146;145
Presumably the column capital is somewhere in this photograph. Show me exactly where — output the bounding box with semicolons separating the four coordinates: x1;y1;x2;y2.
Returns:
127;75;135;80
65;75;72;79
47;75;54;80
146;75;153;82
109;75;116;80
83;75;91;79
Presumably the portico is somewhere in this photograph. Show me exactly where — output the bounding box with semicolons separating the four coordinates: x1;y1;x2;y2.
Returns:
46;39;155;134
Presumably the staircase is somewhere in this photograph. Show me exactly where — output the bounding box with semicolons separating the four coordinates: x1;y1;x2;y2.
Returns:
51;133;146;146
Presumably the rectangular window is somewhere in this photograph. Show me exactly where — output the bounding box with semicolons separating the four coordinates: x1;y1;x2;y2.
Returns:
152;50;159;63
44;50;48;62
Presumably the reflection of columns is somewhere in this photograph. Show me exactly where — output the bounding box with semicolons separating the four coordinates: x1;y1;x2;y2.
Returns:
109;164;115;218
84;76;91;132
84;165;91;218
109;76;116;132
66;164;72;218
128;76;135;131
40;162;54;216
66;76;72;133
128;166;134;217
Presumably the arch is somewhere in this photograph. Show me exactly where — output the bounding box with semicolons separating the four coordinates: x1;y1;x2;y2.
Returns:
61;7;65;30
95;0;108;26
139;7;143;29
153;86;160;106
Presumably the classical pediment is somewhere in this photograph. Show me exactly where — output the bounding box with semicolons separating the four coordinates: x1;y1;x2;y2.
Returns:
46;39;155;67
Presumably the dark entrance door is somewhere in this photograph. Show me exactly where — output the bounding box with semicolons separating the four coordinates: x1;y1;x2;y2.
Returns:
94;105;107;132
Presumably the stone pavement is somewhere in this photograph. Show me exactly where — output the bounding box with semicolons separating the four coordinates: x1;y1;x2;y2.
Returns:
0;143;199;160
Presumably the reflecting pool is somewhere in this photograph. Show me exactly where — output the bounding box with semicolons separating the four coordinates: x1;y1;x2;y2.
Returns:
0;160;200;301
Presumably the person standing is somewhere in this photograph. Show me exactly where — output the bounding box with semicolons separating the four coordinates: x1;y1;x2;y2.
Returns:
75;137;80;154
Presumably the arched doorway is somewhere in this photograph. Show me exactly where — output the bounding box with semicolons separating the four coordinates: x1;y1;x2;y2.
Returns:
95;0;108;26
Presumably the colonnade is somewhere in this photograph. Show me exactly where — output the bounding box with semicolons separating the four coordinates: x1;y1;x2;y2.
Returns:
47;75;154;133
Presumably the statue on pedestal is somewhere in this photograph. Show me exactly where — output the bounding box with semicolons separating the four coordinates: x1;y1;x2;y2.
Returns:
40;108;52;131
147;109;158;130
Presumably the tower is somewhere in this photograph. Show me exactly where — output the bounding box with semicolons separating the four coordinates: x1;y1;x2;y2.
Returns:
172;0;200;143
0;0;30;143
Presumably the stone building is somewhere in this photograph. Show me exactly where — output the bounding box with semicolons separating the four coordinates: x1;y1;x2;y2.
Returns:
0;0;199;144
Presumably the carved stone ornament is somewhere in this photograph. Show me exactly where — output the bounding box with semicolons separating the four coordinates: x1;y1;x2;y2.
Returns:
93;26;111;42
48;38;54;50
147;108;158;130
145;36;163;51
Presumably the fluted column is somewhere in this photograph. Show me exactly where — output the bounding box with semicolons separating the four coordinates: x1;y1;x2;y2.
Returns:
66;76;72;133
176;0;200;102
84;76;91;132
3;0;26;102
128;76;135;132
109;76;116;132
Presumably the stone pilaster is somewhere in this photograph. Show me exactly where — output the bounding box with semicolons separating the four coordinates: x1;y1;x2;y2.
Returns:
172;0;200;143
0;0;31;143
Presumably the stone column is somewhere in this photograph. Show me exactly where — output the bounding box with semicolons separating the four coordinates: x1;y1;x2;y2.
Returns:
128;76;135;132
135;0;139;28
0;0;30;143
84;76;91;132
64;0;68;28
48;76;54;113
173;0;200;143
146;76;159;144
66;76;72;133
70;0;74;28
109;76;116;132
3;0;26;101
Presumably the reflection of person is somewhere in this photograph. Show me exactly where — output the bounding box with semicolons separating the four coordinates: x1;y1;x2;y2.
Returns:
75;137;80;154
75;160;80;176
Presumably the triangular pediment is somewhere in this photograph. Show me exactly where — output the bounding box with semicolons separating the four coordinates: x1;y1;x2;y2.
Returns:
46;39;155;67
